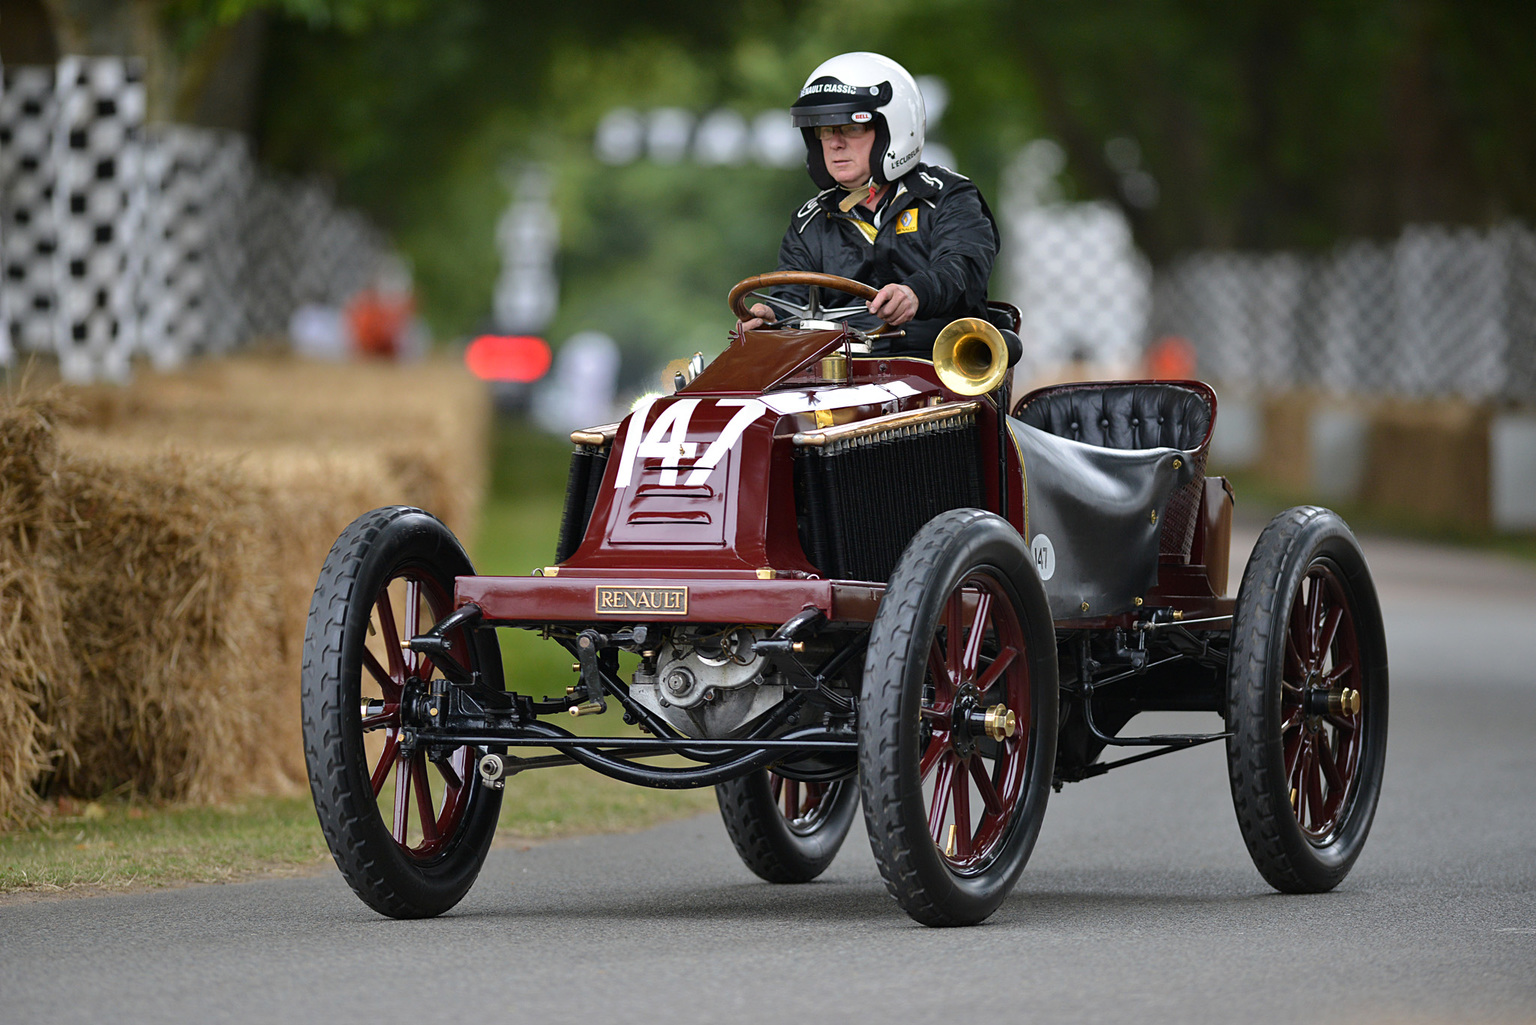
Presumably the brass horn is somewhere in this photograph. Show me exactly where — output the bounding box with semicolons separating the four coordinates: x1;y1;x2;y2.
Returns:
933;317;1009;395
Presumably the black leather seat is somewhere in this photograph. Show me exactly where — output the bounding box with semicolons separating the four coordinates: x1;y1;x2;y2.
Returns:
1013;382;1212;453
1012;380;1216;564
1006;417;1198;618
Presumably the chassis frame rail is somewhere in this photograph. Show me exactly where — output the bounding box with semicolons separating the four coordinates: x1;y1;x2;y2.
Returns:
424;721;855;790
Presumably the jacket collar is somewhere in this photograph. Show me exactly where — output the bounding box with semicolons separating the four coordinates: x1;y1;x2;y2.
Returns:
814;164;944;216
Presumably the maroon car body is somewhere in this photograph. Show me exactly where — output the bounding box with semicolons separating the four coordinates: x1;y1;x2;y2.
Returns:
301;275;1388;926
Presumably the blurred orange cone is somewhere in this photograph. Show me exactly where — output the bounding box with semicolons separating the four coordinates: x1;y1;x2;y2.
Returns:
1146;335;1197;380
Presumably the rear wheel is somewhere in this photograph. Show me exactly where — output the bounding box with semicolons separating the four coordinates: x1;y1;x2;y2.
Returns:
302;506;504;918
859;509;1057;926
1227;506;1388;893
716;771;859;883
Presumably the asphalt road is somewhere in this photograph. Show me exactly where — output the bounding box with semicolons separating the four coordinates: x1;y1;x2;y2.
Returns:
4;528;1533;1024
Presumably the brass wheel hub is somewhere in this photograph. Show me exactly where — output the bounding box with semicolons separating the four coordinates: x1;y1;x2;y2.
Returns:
951;684;1017;756
982;704;1017;741
1304;684;1362;717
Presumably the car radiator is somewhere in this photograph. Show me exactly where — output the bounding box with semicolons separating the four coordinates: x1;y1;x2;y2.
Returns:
794;409;983;583
555;442;610;563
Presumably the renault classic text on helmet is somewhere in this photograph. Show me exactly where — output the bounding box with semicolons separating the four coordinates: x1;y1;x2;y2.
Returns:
790;52;925;190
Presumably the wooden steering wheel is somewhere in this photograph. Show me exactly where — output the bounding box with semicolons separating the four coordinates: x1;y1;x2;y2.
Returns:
728;271;885;331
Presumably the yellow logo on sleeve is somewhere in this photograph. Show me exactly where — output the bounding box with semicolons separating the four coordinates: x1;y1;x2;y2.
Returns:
896;208;918;234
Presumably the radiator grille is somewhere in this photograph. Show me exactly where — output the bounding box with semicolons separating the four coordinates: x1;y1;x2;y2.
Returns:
555;443;610;563
795;414;983;582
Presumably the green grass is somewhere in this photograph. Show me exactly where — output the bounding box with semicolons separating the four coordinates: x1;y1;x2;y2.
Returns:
0;798;332;895
0;418;713;900
0;779;713;898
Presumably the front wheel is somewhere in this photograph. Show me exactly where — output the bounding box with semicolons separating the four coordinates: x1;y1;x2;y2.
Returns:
1227;506;1389;893
302;506;504;918
715;771;860;883
859;509;1058;926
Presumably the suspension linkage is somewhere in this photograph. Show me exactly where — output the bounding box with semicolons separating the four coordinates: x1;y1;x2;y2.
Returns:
1057;734;1228;783
405;601;481;683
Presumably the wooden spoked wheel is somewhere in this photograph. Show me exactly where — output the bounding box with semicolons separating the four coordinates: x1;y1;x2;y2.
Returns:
302;507;504;918
1227;506;1388;894
1281;562;1366;843
358;570;475;859
916;574;1033;874
860;509;1058;927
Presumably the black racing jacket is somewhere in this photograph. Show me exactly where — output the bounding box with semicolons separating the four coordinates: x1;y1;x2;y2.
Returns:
768;163;1000;357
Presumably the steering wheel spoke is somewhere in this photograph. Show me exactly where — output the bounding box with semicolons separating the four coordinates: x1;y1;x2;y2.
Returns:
818;303;869;322
744;290;809;317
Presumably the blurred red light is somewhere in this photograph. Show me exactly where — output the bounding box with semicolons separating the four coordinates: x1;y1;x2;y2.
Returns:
466;335;552;383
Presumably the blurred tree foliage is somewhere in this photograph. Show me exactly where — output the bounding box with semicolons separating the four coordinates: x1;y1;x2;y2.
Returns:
248;0;807;357
914;0;1536;259
233;0;1533;350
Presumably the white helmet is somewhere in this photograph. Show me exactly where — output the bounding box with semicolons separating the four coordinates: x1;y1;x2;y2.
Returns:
790;52;925;189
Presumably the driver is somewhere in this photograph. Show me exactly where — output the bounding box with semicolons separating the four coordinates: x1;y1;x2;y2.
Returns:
741;52;1000;357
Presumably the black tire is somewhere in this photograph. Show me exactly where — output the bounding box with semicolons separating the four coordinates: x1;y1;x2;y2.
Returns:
715;771;860;883
1227;506;1388;893
302;506;504;918
859;509;1058;927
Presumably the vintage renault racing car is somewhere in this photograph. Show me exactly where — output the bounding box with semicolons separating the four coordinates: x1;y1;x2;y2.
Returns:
301;271;1388;926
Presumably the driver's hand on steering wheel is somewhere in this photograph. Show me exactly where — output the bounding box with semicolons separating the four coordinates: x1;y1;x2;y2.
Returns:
740;303;779;332
868;283;918;326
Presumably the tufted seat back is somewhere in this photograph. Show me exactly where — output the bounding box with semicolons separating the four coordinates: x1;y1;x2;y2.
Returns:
1013;381;1212;454
1013;380;1216;560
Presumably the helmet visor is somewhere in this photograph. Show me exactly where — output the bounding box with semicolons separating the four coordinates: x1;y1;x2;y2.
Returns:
790;78;893;128
791;104;876;128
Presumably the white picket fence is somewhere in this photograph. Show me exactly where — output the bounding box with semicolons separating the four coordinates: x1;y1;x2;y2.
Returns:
0;57;388;383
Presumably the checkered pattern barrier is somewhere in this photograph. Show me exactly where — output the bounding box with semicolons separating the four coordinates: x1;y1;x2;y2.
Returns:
999;200;1151;383
53;56;146;382
1148;223;1536;404
0;64;59;359
998;176;1536;406
0;58;390;383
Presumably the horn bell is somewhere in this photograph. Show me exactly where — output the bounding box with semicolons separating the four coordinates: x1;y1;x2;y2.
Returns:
933;317;1008;396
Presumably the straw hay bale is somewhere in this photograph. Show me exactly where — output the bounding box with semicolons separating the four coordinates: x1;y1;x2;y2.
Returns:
49;441;286;801
67;357;486;537
227;445;450;787
0;355;488;825
0;397;75;826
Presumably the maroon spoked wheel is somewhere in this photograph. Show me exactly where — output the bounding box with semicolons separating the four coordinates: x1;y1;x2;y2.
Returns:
769;775;838;836
860;509;1057;927
1227;506;1388;895
303;506;504;919
1281;562;1364;842
359;570;474;859
917;575;1031;873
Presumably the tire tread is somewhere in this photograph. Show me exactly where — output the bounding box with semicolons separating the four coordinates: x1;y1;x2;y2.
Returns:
715;773;856;884
1226;505;1386;894
302;506;497;918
